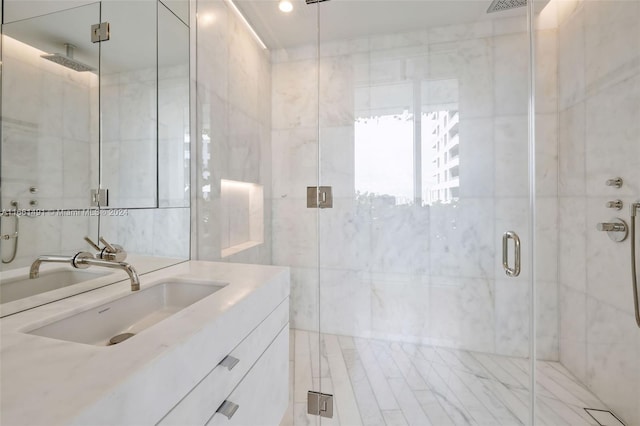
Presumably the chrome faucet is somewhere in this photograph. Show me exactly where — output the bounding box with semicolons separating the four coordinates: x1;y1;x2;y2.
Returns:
79;257;140;291
30;251;140;291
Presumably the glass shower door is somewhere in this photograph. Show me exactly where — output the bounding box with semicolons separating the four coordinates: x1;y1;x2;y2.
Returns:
316;1;535;424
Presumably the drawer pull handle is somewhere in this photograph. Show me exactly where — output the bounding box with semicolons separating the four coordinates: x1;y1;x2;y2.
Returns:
219;355;239;370
217;400;239;419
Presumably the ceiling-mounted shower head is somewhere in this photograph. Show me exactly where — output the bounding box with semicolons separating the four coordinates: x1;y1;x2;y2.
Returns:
41;43;95;72
487;0;527;13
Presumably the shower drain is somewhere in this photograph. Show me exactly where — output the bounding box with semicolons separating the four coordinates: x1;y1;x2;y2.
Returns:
584;408;626;426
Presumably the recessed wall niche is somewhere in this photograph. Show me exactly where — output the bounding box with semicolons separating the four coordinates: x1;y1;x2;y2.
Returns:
220;180;264;258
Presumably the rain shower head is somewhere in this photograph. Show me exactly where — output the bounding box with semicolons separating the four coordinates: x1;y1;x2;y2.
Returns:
487;0;527;13
41;43;95;72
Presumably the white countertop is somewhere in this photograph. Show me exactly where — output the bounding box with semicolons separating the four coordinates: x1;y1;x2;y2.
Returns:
0;260;290;425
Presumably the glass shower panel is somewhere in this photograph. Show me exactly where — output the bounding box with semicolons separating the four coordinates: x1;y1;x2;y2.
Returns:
100;0;158;208
317;1;533;424
269;2;321;424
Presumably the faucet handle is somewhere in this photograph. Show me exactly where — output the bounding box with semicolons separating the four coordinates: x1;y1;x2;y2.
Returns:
84;236;101;251
85;236;127;262
99;236;117;252
99;236;127;262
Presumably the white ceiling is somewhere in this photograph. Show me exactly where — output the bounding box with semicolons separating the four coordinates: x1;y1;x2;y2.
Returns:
234;0;547;50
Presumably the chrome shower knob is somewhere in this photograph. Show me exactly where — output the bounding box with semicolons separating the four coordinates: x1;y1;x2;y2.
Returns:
606;200;623;210
605;177;623;188
597;218;628;242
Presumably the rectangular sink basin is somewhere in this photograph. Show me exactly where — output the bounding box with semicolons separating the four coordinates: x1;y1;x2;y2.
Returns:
0;269;112;304
26;280;227;346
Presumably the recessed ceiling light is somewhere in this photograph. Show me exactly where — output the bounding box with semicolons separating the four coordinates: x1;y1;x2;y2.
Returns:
279;0;293;13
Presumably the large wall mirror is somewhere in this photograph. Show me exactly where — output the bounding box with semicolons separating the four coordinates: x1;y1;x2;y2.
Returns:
0;0;191;317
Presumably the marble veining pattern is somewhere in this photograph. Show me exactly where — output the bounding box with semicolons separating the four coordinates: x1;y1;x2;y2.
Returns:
281;330;615;426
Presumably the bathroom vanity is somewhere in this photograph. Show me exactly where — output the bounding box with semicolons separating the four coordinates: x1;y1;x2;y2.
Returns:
0;261;290;425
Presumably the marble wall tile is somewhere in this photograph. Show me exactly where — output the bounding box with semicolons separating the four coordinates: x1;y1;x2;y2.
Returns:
558;102;586;196
457;118;494;198
319;56;355;127
228;17;260;120
584;74;640;198
493;33;529;116
535;30;559;115
536;279;559;360
494;115;528;198
494;278;529;357
366;204;429;276
271;127;318;198
318;199;370;271
370;277;430;339
151;208;190;258
271;45;317;65
586;297;640;426
584;0;640;95
319;126;355;199
319;269;372;338
272;59;319;130
558;3;585;109
458;38;494;119
196;1;229;98
272;198;318;269
61;139;93;209
288;267;319;331
227;106;261;182
430;198;495;279
429;20;493;44
370;31;428;51
429;276;496;353
535;113;559;197
558;197;587;292
493;16;528;37
100;209;154;256
195;0;272;265
536;197;559;284
558;284;587;385
321;36;370;58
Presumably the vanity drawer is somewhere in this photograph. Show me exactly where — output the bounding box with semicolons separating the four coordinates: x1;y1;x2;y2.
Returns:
158;298;289;426
206;326;289;426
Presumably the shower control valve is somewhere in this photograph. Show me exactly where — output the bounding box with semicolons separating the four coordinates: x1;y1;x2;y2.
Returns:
606;200;623;210
597;218;628;242
605;177;623;188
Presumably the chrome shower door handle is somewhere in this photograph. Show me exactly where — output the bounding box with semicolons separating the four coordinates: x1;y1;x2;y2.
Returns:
502;231;521;277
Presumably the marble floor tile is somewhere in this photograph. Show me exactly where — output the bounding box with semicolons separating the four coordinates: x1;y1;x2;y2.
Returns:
282;330;614;426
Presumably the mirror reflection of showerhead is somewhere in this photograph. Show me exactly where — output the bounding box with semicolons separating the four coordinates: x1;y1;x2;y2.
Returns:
40;43;95;72
486;0;527;13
